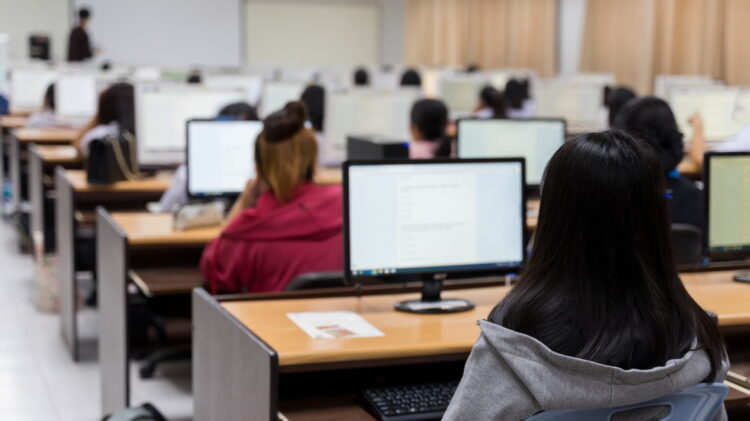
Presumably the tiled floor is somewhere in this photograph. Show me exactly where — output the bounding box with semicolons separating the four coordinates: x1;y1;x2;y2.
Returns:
0;220;192;420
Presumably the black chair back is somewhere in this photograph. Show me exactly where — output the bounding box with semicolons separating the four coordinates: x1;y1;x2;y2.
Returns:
671;223;703;266
284;271;345;291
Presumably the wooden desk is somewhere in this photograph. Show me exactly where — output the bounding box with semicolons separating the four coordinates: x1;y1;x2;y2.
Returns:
0;115;28;130
56;169;172;362
28;145;83;253
315;167;342;185
9;127;80;213
194;269;750;420
678;157;701;180
97;210;215;416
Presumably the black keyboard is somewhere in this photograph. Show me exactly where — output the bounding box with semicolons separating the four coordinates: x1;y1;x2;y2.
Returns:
361;381;458;421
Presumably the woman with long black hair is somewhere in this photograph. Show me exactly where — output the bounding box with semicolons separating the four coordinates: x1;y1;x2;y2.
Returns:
445;130;728;420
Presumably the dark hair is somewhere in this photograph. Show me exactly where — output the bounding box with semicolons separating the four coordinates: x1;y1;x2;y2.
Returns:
400;69;422;87
354;67;369;86
79;8;91;20
411;99;448;141
466;64;480;73
300;84;325;132
96;82;135;135
218;102;258;121
606;86;637;127
505;78;528;109
186;71;202;84
44;83;55;111
479;86;506;118
489;130;725;377
613;97;683;172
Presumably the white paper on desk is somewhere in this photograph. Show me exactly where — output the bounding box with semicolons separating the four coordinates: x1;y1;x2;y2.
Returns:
287;311;384;339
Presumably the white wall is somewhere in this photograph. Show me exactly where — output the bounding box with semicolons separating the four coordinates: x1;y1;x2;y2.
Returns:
0;0;69;62
558;0;587;75
245;0;381;68
379;0;405;65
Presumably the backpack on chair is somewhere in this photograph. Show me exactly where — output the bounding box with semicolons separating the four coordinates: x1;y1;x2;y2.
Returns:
103;403;167;421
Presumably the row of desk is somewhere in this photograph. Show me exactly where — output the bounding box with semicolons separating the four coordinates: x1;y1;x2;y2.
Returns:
0;119;742;420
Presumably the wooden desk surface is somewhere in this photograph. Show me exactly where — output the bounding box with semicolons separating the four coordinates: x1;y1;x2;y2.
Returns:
34;145;82;165
0;116;28;129
678;157;700;178
222;286;510;367
315;167;341;185
64;170;172;193
13;127;81;143
222;270;750;368
111;212;218;247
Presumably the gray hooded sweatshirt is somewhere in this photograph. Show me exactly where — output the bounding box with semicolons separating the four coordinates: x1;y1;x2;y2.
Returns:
444;320;729;421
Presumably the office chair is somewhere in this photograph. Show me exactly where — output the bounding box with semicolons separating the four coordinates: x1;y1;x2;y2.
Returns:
284;271;345;291
671;223;703;266
526;383;727;421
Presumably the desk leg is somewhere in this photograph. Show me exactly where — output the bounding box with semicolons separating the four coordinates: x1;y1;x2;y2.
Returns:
193;289;278;421
97;208;129;417
28;147;43;253
56;168;78;360
9;135;19;213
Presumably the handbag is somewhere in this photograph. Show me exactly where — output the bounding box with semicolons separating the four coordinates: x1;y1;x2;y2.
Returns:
86;130;140;185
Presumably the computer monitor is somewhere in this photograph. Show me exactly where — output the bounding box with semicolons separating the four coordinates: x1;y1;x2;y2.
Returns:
258;81;305;118
203;74;264;106
654;75;718;100
347;135;409;161
186;119;263;199
9;68;58;113
669;87;743;142
135;84;247;167
705;153;750;264
535;81;605;131
457;118;566;188
0;34;8;93
55;74;98;119
733;90;750;126
324;88;420;165
439;76;488;117
344;159;526;313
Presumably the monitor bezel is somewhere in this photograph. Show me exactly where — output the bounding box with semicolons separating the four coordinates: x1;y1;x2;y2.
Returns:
343;158;528;284
456;117;567;191
704;151;750;261
185;118;261;200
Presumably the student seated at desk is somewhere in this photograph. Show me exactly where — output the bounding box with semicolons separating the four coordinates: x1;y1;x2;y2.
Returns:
77;82;135;156
300;84;325;142
410;98;453;159
472;86;505;120
445;130;728;421
26;84;69;128
158;102;259;212
686;117;750;168
504;78;534;119
613;97;703;228
200;101;342;293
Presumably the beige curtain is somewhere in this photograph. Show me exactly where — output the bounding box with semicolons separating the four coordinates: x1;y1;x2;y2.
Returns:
581;0;750;94
404;0;557;77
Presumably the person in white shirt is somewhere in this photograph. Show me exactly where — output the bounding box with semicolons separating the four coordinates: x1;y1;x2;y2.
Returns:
77;82;134;156
505;78;535;120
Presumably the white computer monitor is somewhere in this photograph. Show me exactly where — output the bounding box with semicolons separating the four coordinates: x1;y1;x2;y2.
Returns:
55;74;98;119
258;81;305;118
534;81;605;130
135;84;247;166
203;74;264;106
705;152;750;260
0;34;8;93
654;75;718;100
669;87;742;142
186;119;263;198
345;159;525;282
458;119;566;186
438;76;489;117
324;88;421;164
9;68;58;113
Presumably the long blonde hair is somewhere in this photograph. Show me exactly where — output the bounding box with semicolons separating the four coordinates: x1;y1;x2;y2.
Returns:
255;101;318;203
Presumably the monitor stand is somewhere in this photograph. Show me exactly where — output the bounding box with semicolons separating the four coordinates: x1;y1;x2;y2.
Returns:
394;279;475;314
733;271;750;283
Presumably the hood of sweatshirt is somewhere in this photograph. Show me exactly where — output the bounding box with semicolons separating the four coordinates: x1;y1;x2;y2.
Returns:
473;320;726;410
